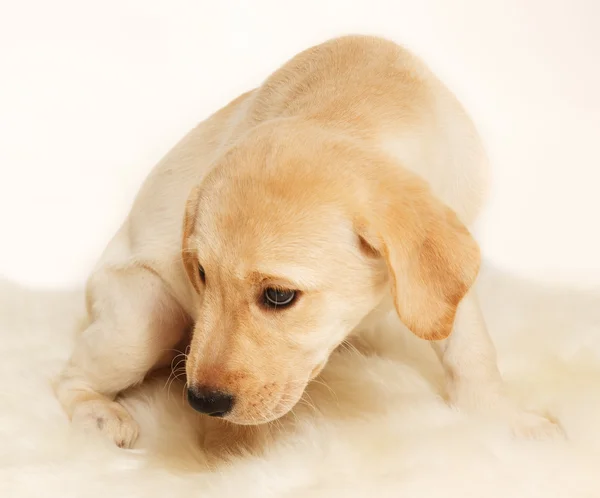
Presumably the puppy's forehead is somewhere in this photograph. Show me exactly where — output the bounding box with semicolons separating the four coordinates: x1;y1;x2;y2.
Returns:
193;187;355;284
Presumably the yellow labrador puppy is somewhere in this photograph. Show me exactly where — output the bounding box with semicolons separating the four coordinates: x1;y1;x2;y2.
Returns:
55;35;561;448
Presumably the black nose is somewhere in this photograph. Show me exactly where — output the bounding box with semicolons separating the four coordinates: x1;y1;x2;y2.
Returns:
187;387;234;417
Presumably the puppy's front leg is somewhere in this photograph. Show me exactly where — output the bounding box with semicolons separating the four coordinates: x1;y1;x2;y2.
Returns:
430;289;563;439
54;266;189;448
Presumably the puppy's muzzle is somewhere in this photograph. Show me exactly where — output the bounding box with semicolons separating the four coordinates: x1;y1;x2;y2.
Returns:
187;386;235;417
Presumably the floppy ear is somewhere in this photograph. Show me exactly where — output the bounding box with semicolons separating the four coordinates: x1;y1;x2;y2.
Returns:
355;169;481;341
181;185;203;293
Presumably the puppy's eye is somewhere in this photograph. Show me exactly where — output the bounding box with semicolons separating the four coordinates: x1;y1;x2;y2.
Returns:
198;264;206;284
263;288;297;309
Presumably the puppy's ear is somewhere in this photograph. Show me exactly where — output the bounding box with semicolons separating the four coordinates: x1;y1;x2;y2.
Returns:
182;185;203;293
355;167;480;341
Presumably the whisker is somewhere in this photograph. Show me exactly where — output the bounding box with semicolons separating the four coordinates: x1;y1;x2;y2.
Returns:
301;391;318;411
165;369;186;400
309;378;338;403
340;339;365;358
182;380;189;404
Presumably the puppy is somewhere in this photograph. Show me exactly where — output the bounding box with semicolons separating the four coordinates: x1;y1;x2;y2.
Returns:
55;35;561;448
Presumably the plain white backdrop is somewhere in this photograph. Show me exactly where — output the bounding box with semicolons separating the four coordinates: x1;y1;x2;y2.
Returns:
1;0;599;289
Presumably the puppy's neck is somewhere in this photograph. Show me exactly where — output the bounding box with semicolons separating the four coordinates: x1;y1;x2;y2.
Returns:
350;291;395;338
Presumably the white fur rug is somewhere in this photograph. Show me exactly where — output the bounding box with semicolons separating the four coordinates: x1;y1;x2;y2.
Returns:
1;266;599;497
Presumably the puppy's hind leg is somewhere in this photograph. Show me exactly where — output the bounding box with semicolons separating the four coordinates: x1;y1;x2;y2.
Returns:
54;266;190;448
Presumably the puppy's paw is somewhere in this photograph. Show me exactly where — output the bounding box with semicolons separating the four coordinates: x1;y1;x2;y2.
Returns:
508;410;564;440
72;399;139;448
448;386;564;440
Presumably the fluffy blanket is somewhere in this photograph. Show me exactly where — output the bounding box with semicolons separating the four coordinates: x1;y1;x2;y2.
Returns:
1;266;599;497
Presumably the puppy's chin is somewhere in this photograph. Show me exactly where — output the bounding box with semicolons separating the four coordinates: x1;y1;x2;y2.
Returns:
310;361;327;380
225;382;308;426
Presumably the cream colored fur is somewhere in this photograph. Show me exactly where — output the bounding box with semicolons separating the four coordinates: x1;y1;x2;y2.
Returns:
2;268;599;496
54;35;560;450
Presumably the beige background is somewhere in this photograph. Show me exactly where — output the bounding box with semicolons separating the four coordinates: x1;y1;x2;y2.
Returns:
1;0;599;287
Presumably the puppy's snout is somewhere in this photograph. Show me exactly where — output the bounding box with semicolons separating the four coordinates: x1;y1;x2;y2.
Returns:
187;386;235;417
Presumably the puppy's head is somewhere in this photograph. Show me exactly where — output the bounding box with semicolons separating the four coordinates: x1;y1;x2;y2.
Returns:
182;124;480;424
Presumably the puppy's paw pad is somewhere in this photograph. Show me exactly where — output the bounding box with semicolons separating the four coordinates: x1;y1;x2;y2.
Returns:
510;411;564;440
72;400;139;448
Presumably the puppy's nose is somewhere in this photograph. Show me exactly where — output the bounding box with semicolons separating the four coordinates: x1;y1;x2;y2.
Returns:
187;387;234;417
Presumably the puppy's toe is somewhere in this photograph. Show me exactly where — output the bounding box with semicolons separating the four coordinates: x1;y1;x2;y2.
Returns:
72;399;139;448
509;410;564;440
